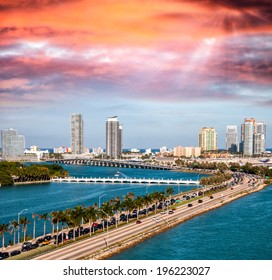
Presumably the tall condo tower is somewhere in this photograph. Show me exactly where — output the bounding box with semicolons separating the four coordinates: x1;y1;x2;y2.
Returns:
226;125;238;153
241;118;255;156
70;113;84;154
1;128;25;160
198;127;218;151
254;121;266;155
106;116;122;158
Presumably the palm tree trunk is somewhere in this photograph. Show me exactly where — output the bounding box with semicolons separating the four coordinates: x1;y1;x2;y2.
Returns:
33;219;36;239
43;221;46;237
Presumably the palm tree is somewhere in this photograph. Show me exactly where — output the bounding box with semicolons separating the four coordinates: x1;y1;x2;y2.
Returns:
51;211;63;245
112;197;122;228
73;205;85;237
166;186;174;198
100;201;114;230
84;206;97;236
134;196;144;219
0;224;9;251
122;195;135;223
32;213;39;239
39;213;50;237
151;191;161;213
143;194;153;216
19;216;31;242
9;220;19;245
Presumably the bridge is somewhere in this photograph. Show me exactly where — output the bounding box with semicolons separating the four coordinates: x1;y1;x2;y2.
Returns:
51;177;199;185
47;158;173;170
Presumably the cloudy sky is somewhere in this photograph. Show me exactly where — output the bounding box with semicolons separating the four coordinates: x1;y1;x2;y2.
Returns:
0;0;271;149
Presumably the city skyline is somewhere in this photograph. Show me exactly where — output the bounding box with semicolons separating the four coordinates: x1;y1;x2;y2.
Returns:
0;0;271;148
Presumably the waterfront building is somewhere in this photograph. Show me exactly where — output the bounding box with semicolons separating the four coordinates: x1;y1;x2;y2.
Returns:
1;128;25;160
198;127;218;151
241;118;255;156
24;146;49;161
92;147;104;157
226;125;239;153
254;121;266;155
70;113;84;154
145;148;152;155
174;146;201;158
106;116;122;158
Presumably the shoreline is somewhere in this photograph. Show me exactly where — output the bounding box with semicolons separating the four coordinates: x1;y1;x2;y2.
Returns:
86;182;270;260
14;180;51;185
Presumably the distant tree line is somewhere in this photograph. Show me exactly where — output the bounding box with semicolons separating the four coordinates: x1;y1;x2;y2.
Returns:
0;162;68;186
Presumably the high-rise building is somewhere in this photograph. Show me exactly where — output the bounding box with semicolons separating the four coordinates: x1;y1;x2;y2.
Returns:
198;127;218;151
106;116;122;158
241;118;266;156
254;121;266;155
70;113;84;154
226;125;238;153
1;128;25;160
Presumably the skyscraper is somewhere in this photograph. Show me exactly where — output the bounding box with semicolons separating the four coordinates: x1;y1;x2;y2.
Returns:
242;118;255;156
198;127;218;151
254;121;266;155
106;116;122;158
226;125;238;153
70;113;84;154
1;128;25;160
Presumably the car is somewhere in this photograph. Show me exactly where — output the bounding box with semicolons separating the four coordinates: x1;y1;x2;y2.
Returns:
210;196;214;199
40;240;51;246
29;243;39;249
160;211;166;214
231;187;234;190
168;210;174;214
198;199;203;203
10;250;21;257
136;220;142;224
188;203;193;207
152;217;162;223
0;252;9;260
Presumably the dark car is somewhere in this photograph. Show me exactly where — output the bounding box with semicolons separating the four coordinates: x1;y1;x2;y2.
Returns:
0;252;10;260
136;220;142;224
168;210;174;214
188;203;193;207
210;196;214;199
10;250;21;257
198;199;203;203
21;241;32;250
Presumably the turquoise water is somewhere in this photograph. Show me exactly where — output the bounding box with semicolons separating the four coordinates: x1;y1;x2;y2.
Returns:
110;184;272;260
0;165;200;247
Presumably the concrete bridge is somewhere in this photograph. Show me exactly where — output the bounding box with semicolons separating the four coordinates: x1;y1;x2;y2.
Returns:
47;158;173;170
51;177;199;185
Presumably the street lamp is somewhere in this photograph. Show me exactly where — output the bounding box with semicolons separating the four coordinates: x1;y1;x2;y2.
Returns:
98;193;106;208
100;209;109;247
18;209;27;243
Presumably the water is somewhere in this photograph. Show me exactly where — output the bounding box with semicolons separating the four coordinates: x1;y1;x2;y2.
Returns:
110;184;272;260
0;165;201;247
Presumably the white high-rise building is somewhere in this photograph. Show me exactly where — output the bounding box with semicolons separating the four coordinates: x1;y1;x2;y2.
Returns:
254;121;266;155
1;128;25;160
106;116;122;158
70;113;84;154
226;125;238;153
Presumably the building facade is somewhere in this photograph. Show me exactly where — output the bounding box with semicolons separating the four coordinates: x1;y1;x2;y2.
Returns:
241;118;266;156
70;113;84;154
174;146;201;158
254;121;266;155
106;116;122;158
226;125;238;153
198;127;218;151
1;128;25;160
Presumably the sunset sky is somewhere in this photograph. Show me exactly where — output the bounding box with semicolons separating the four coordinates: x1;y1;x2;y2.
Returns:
0;0;271;149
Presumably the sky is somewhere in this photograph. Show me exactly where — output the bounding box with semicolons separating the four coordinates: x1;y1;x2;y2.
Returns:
0;0;271;149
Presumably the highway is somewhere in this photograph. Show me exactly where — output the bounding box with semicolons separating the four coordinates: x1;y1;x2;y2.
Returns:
33;176;262;260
